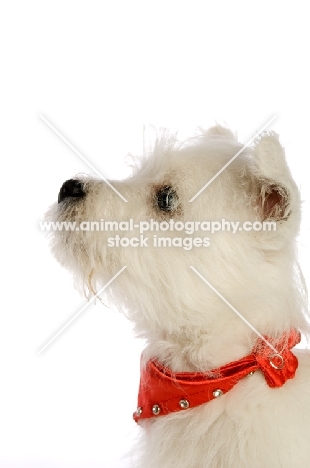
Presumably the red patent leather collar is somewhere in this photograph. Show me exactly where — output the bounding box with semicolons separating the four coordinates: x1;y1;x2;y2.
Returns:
134;330;301;421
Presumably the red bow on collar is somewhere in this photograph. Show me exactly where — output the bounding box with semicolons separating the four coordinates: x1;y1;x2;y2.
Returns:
133;330;301;421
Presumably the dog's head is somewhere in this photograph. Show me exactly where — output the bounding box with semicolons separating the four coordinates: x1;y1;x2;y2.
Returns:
46;126;304;341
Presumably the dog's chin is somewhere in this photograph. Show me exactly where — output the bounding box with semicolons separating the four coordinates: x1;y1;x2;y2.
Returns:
48;229;119;297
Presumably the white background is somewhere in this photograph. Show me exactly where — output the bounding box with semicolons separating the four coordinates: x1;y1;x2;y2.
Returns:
0;1;309;467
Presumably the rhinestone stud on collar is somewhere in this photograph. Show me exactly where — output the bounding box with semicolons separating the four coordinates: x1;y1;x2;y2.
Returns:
179;399;190;409
152;404;161;415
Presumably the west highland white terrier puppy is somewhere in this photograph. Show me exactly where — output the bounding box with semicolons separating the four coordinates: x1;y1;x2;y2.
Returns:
46;126;310;468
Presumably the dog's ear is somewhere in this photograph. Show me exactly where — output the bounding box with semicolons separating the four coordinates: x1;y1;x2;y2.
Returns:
257;180;290;222
250;132;299;223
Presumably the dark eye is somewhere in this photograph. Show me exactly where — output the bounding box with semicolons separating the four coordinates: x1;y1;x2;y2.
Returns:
157;186;177;212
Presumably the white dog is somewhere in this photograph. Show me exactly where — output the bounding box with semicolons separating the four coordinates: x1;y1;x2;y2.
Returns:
46;126;310;468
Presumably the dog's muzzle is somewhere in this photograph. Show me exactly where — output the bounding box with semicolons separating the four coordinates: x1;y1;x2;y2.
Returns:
58;179;85;203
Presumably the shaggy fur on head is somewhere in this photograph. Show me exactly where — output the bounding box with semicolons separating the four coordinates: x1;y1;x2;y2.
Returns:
46;126;310;468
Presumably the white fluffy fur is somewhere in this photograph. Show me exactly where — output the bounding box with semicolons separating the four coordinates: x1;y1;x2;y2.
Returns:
46;126;310;467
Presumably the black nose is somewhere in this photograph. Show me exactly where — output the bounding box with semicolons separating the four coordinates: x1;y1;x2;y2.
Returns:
58;179;85;203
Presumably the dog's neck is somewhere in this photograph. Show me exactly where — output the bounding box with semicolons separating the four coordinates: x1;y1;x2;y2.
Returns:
134;330;301;422
143;331;248;373
143;321;300;373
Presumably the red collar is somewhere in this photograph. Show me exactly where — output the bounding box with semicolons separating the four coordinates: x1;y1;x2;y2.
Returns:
133;330;301;421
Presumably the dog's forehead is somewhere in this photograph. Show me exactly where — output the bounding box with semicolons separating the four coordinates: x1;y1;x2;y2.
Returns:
131;136;245;186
